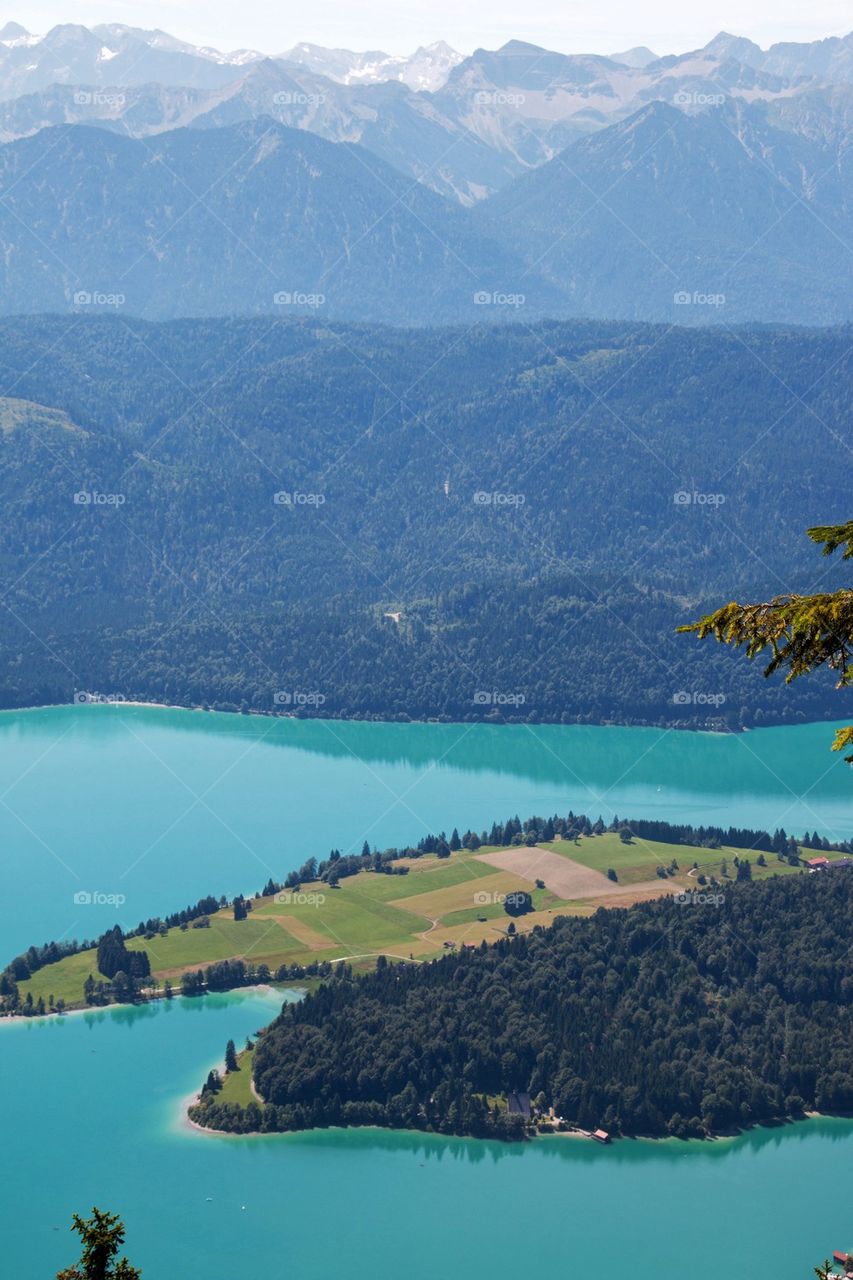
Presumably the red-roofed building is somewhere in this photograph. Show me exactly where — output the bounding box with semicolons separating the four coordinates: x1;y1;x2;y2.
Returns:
806;856;830;870
592;1129;610;1143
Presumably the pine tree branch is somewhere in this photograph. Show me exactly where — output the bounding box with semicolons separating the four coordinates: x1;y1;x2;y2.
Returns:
680;520;853;762
678;591;853;685
808;520;853;559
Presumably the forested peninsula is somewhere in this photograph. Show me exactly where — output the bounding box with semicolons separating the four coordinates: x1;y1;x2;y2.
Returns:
189;872;852;1142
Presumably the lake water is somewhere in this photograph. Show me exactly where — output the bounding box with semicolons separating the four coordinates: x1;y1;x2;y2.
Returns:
2;993;851;1280
2;705;852;956
1;707;851;1278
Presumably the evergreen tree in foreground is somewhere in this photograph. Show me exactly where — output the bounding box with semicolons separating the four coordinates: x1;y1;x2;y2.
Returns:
681;520;853;760
56;1207;140;1279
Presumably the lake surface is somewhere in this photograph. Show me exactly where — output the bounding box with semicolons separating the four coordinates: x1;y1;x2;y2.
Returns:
2;993;850;1280
2;705;852;956
0;707;851;1279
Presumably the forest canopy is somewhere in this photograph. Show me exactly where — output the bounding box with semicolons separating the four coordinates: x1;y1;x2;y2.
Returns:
0;316;849;728
190;871;852;1141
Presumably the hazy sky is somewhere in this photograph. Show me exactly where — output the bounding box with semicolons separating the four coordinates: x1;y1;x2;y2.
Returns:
11;0;853;56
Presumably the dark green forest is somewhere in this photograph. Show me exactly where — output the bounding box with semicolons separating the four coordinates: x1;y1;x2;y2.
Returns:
191;872;853;1140
0;316;849;727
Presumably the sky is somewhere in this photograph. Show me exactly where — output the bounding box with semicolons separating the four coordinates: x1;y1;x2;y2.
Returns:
9;0;853;57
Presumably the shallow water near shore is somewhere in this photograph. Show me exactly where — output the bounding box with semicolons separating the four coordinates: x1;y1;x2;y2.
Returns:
1;706;851;1278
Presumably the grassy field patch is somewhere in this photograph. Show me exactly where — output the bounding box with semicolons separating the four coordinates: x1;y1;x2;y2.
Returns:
215;1047;257;1107
10;837;828;1011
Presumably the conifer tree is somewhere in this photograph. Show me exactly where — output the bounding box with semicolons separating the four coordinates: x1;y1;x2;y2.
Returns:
56;1207;140;1279
681;520;853;759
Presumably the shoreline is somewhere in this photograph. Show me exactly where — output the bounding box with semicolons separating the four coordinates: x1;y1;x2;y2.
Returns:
0;981;287;1027
181;1094;270;1140
5;954;843;1155
0;1001;103;1027
180;1039;271;1140
0;698;846;738
181;1101;842;1147
545;1110;828;1145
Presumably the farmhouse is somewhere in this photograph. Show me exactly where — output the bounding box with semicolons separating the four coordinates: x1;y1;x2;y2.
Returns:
806;856;830;870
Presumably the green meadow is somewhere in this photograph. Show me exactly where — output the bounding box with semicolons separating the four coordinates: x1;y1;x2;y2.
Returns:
542;832;827;885
215;1047;257;1107
12;836;828;1011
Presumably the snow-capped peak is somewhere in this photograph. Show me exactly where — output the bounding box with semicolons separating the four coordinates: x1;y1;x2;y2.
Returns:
0;20;40;48
279;41;463;90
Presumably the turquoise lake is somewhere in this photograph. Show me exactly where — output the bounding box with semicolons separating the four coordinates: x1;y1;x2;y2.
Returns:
0;706;851;1278
2;705;853;955
2;992;851;1280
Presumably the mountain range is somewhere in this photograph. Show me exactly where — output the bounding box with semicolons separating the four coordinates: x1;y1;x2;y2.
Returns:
0;118;552;323
278;41;463;90
0;22;465;95
0;22;850;322
0;99;849;324
0;25;852;205
477;98;853;324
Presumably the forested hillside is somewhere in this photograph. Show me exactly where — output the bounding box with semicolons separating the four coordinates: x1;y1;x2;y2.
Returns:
191;872;853;1139
0;120;552;323
476;99;853;325
0;316;849;726
0;93;851;322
